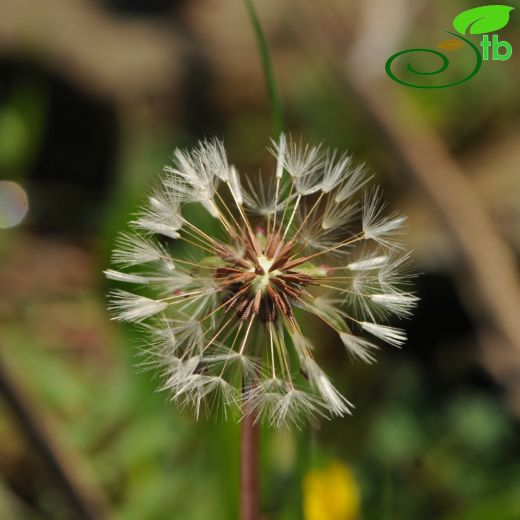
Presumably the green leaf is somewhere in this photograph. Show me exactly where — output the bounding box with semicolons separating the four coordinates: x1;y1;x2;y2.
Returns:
453;5;514;35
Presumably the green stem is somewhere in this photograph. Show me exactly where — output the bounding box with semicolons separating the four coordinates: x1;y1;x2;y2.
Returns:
244;0;285;136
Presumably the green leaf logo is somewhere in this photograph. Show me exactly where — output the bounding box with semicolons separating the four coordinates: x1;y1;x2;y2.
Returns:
453;5;514;35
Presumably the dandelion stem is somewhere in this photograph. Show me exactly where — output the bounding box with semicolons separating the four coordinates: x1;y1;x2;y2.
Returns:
240;398;260;520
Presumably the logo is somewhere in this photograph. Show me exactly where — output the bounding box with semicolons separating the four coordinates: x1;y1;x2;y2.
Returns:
385;5;514;88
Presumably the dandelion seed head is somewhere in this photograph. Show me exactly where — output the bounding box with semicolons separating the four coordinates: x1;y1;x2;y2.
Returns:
106;135;417;427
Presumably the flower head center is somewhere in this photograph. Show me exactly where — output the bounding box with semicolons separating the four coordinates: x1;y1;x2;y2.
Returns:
257;254;274;274
214;231;313;325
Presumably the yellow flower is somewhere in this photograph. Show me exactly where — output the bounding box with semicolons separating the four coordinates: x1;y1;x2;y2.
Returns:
303;460;360;520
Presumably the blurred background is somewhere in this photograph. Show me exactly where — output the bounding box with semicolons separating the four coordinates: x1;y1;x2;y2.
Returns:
1;0;520;518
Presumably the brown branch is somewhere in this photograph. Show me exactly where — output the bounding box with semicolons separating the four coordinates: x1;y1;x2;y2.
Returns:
0;355;107;519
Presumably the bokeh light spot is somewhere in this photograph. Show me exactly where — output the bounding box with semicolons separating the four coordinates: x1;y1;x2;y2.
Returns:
0;181;29;228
